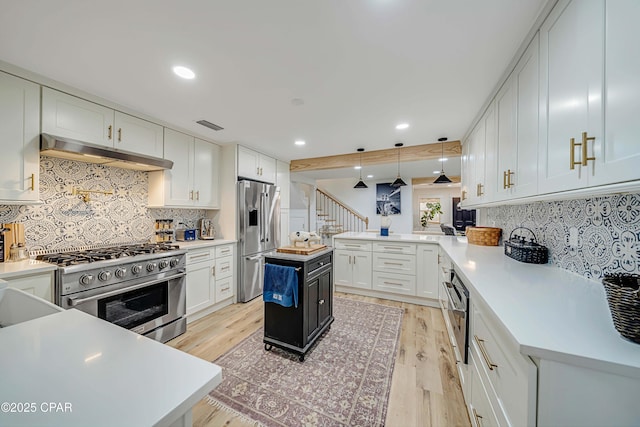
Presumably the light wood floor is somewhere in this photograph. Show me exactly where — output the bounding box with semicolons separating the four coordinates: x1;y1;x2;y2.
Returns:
167;293;470;427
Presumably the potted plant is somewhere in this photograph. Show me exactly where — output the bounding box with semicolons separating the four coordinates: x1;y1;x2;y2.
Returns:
420;201;442;228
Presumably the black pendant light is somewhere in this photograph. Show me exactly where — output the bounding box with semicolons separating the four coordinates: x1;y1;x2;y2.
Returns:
391;142;407;187
354;148;368;189
433;137;453;184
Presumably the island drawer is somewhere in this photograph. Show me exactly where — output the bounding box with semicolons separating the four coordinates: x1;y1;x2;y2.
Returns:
333;240;372;252
373;242;416;255
372;271;416;296
372;252;416;275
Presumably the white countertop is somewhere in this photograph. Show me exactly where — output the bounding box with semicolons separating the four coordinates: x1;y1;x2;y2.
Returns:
0;309;222;426
0;259;57;279
176;239;236;250
335;232;640;378
333;231;442;243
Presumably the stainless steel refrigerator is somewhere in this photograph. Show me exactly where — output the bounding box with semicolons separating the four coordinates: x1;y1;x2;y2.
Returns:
237;180;280;302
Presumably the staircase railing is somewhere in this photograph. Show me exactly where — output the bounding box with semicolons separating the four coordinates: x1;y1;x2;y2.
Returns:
316;189;369;237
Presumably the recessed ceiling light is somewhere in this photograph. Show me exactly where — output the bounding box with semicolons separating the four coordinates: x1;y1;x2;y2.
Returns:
354;166;362;170
367;175;374;178
294;140;306;146
439;157;448;162
172;66;195;79
395;123;410;130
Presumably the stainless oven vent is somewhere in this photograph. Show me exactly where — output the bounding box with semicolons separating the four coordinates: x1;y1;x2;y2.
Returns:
196;120;224;131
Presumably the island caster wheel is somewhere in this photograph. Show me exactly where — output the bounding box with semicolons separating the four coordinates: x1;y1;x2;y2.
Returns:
299;354;305;362
264;344;272;351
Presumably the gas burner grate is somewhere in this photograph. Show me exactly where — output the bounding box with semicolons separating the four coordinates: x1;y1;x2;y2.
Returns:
38;243;183;266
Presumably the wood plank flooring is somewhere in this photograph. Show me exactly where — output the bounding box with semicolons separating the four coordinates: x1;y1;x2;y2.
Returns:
167;292;470;427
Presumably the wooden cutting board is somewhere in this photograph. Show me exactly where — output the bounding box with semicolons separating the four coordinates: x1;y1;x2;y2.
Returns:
276;244;327;255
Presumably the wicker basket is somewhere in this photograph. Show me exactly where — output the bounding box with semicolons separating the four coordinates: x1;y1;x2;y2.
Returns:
504;227;548;264
602;274;640;344
465;226;502;246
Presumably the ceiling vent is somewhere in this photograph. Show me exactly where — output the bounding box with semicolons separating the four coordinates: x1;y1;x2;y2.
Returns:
196;120;224;131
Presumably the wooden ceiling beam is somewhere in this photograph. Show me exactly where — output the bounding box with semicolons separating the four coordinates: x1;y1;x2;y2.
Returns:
289;141;461;173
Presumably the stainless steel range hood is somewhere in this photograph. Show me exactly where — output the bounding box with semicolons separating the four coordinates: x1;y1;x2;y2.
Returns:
40;134;173;171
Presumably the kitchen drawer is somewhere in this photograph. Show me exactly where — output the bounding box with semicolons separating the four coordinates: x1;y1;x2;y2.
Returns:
333;239;372;252
372;271;416;296
373;242;416;255
307;254;332;277
186;248;214;265
215;244;234;258
215;255;233;279
372;252;416;275
470;351;501;427
472;301;536;427
216;275;234;301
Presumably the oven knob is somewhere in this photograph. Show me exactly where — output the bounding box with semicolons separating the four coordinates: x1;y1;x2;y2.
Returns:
146;262;157;272
131;265;142;274
98;271;112;282
170;258;179;268
159;260;169;269
79;274;95;286
115;267;126;278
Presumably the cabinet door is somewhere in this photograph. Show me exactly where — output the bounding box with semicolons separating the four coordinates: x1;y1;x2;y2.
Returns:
41;87;114;148
186;260;215;315
333;249;353;286
596;0;640;186
483;102;498;202
259;154;277;184
0;72;40;202
238;145;260;180
495;74;517;201
276;160;290;209
162;128;194;206
194;138;220;208
351;251;372;289
538;0;604;194
460;140;471;205
113;111;163;158
416;245;438;299
5;272;54;303
306;274;320;340
318;269;332;328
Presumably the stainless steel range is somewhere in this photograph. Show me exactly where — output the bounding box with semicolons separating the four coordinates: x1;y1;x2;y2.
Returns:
40;243;187;343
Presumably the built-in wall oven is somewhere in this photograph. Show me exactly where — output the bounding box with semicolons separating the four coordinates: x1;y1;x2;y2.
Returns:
443;269;470;364
40;244;187;343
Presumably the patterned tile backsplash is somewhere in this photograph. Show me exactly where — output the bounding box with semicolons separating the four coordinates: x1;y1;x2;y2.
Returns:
0;157;207;252
484;193;640;279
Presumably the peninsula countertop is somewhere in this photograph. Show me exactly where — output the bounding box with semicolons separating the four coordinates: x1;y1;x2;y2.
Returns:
0;309;222;426
333;232;640;378
0;259;57;279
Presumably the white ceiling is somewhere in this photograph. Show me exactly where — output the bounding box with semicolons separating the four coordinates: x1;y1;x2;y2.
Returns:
0;0;546;168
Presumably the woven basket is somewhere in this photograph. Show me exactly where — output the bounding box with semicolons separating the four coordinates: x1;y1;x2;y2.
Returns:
504;227;548;264
602;274;640;344
465;226;502;246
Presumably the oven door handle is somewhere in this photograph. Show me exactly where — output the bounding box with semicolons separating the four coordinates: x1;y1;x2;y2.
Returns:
68;272;185;307
444;283;465;314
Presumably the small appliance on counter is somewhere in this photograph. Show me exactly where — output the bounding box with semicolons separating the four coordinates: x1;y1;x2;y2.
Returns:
199;219;215;240
175;228;197;241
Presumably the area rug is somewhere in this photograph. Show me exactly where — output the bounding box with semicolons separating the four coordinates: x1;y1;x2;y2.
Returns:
207;297;403;426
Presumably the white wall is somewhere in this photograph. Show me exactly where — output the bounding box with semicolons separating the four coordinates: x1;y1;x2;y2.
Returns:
317;178;414;234
412;186;461;231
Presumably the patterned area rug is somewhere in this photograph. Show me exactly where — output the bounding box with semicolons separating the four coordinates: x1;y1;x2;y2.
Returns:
207;297;403;426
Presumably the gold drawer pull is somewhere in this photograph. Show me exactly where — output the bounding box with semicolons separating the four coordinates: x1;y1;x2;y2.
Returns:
473;408;483;426
384;262;403;266
503;169;514;189
221;287;230;292
581;131;596;166
474;335;498;370
108;125;113;140
30;173;35;191
477;183;484;196
117;127;122;142
383;281;403;286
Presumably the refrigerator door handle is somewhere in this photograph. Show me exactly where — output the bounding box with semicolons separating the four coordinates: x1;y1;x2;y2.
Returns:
264;193;270;243
246;255;263;261
259;193;265;243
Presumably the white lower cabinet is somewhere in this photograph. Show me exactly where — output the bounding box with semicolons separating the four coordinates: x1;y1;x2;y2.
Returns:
334;248;372;289
185;244;235;322
3;271;54;303
417;244;438;299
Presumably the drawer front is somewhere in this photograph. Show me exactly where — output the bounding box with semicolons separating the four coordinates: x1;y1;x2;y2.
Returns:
307;254;332;277
215;255;233;279
333;239;372;252
215;275;234;301
215;244;234;258
470;351;501;427
472;303;533;427
187;248;214;264
372;271;416;295
372;252;416;275
373;242;416;255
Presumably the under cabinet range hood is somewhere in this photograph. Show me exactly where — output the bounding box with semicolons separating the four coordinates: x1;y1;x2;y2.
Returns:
40;134;173;171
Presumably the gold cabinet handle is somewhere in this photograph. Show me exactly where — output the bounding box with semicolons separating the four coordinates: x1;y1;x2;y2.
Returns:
570;137;582;169
30;173;35;191
581;132;596;166
504;169;514;188
196;190;200;201
474;335;498;370
189;190;194;200
473;408;483;426
117;128;122;142
476;183;484;196
108;125;113;140
212;266;216;277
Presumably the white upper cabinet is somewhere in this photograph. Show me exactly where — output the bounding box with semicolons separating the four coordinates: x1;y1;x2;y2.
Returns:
595;0;640;186
238;145;276;184
42;87;163;159
461;140;471;204
538;0;604;194
0;71;40;203
148;129;220;209
113;111;163;158
494;34;539;201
